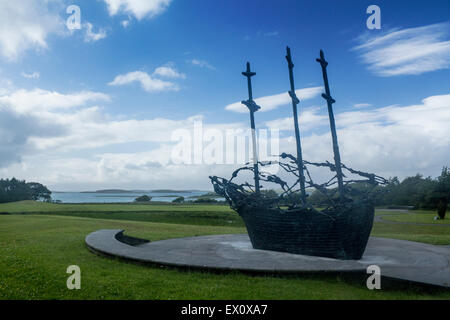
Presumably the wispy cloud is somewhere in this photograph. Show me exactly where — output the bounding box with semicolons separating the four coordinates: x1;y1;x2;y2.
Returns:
0;88;110;114
109;64;185;92
225;87;323;113
103;0;172;20
84;23;107;42
353;22;450;76
188;59;216;70
353;103;372;108
21;71;40;79
153;65;186;79
109;71;179;92
244;31;279;41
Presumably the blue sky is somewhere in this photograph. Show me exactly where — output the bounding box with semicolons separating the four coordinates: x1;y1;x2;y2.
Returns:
0;0;449;191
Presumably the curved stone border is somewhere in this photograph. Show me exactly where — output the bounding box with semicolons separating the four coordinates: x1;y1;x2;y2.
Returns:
86;230;450;288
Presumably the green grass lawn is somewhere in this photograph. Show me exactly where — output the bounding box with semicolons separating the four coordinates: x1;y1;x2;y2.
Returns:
378;211;450;225
0;200;242;227
0;202;449;300
372;210;450;245
0;200;232;213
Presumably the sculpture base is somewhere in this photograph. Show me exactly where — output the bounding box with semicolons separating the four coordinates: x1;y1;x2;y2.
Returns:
85;231;450;288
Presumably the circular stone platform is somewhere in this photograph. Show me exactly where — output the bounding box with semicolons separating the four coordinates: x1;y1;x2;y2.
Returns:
86;230;450;288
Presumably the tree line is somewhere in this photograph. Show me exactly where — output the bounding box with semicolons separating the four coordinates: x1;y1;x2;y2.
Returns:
307;167;450;218
0;178;52;203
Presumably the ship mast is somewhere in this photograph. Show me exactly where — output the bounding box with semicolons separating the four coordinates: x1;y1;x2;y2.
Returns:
285;47;307;204
241;62;261;194
316;50;345;201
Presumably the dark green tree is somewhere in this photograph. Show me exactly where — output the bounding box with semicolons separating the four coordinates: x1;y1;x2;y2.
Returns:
430;167;450;219
0;178;52;203
172;196;185;203
134;195;152;202
26;182;52;201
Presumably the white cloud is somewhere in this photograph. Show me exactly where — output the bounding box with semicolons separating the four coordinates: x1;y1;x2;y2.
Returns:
0;0;63;61
353;22;450;76
225;87;323;113
121;20;131;28
0;89;110;114
109;70;179;92
353;103;372;108
265;107;328;132
103;0;172;20
0;86;246;190
0;82;449;191
188;59;216;70
109;64;185;92
21;72;40;79
265;94;450;183
153;65;186;79
0;78;14;96
84;23;107;42
0;83;247;190
0;87;110;168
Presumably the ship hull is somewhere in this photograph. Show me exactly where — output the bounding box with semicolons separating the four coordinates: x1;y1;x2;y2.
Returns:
238;201;374;260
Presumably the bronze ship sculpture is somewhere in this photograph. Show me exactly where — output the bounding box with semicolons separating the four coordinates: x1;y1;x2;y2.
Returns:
210;47;388;260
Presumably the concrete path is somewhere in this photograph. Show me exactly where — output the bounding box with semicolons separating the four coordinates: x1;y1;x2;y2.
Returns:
86;230;450;288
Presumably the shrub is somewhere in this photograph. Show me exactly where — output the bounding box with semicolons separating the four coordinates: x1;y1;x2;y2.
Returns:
194;198;218;204
172;196;185;203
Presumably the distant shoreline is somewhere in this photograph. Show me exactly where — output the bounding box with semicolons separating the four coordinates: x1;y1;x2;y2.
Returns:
49;190;223;204
53;189;210;194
